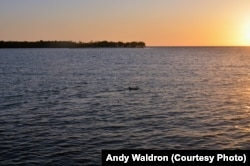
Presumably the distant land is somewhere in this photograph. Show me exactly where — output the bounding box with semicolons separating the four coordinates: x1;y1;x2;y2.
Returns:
0;40;145;48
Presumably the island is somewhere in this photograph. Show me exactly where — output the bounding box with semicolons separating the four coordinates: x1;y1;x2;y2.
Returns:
0;40;145;48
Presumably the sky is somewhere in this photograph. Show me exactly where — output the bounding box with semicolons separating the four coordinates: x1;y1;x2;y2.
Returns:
1;0;250;46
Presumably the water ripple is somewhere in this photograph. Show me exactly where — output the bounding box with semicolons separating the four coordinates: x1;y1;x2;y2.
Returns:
0;48;250;165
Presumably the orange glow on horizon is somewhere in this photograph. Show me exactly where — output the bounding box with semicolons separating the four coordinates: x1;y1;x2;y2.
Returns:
1;0;250;46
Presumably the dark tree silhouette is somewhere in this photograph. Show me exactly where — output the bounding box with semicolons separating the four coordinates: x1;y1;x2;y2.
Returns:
0;41;146;48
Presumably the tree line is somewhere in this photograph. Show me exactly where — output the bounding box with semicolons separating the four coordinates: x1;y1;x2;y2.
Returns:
0;40;146;48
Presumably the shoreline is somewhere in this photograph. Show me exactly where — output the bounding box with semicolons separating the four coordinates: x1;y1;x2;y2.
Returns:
0;40;146;48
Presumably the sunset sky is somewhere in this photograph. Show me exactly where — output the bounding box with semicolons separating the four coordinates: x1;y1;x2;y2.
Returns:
1;0;250;46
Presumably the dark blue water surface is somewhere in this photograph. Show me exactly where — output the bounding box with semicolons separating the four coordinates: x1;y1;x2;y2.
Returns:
0;47;250;165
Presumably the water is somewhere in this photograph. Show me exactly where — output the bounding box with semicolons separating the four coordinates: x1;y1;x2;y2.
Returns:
0;47;250;165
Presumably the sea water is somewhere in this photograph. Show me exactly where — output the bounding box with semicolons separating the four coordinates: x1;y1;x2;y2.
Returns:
0;47;249;165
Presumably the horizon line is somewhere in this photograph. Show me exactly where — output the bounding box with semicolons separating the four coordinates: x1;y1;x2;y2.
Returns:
1;40;250;47
147;45;250;47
